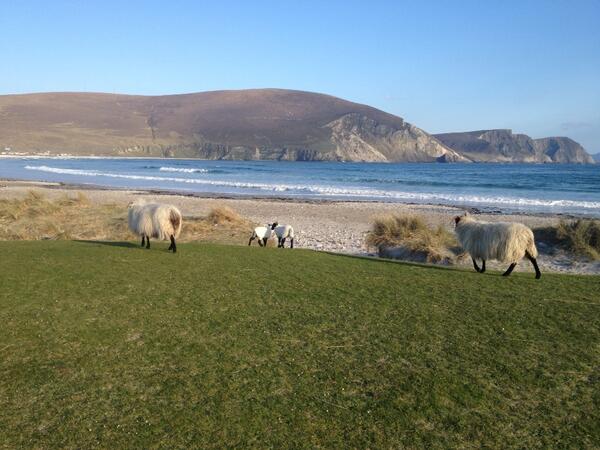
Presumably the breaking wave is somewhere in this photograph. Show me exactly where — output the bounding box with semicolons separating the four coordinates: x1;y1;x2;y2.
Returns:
159;167;209;173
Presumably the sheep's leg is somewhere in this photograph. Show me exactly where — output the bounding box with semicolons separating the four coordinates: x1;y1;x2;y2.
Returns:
281;238;286;248
290;238;294;249
146;237;150;249
502;263;517;277
169;235;177;253
248;236;254;246
480;260;486;274
263;237;268;247
472;258;481;273
277;238;282;248
141;235;146;247
525;251;541;279
258;239;264;247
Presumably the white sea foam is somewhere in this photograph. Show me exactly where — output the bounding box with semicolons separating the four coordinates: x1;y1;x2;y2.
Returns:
159;167;209;173
23;165;600;211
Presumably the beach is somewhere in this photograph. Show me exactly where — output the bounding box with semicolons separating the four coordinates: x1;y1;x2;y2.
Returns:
2;179;598;275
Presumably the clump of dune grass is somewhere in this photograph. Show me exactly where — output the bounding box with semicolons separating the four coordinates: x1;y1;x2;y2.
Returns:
181;206;253;244
366;214;458;264
0;190;126;241
206;205;245;225
552;219;600;260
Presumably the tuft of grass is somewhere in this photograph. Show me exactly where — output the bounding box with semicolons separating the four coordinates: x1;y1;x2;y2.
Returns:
206;205;245;225
556;219;600;260
0;241;598;448
535;219;600;260
366;214;458;263
0;190;122;240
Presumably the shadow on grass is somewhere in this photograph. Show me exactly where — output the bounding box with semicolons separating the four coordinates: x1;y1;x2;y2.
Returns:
74;240;138;249
322;250;461;273
324;250;540;278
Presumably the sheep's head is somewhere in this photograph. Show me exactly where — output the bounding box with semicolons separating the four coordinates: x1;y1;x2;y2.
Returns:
454;213;469;227
127;199;146;209
270;222;279;230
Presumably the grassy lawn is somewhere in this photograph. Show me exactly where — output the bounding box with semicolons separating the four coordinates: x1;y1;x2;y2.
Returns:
0;241;599;448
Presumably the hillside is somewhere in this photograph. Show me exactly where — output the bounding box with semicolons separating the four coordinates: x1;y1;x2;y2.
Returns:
434;129;594;163
1;241;598;448
0;90;466;163
593;153;600;163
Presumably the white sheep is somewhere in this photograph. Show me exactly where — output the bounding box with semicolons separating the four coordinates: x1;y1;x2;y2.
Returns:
248;223;276;247
272;223;295;248
128;200;183;253
454;214;541;279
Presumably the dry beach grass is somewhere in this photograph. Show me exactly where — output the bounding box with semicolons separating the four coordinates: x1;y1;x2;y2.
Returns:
0;190;253;244
366;214;460;264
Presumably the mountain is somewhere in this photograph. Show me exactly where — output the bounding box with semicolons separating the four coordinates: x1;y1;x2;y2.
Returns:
0;89;467;162
434;129;594;163
593;153;600;163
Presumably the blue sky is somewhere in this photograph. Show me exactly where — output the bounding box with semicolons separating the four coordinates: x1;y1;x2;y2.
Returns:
1;1;599;152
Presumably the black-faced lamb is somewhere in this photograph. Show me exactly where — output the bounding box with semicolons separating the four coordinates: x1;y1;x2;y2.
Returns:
272;223;295;248
248;223;276;247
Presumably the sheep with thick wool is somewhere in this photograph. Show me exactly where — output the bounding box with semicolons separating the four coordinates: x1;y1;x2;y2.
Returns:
454;214;541;279
128;200;182;253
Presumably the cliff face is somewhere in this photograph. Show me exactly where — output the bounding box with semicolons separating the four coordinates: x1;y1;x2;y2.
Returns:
324;113;468;162
434;129;594;163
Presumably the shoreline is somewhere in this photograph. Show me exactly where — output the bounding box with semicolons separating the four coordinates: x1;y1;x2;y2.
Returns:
1;178;599;275
0;177;586;220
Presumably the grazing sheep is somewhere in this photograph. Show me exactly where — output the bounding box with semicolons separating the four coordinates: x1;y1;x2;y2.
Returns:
454;214;541;279
248;223;276;247
272;223;295;248
128;200;182;253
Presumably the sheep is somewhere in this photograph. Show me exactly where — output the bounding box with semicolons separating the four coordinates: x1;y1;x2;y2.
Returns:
248;223;276;247
454;214;541;279
128;200;182;253
272;223;295;248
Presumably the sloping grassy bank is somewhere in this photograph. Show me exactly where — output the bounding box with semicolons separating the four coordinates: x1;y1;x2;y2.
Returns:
0;241;598;448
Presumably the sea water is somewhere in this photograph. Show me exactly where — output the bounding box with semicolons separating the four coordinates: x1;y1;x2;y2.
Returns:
1;157;599;216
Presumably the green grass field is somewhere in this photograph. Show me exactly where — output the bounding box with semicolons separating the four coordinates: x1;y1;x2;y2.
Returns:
1;241;599;448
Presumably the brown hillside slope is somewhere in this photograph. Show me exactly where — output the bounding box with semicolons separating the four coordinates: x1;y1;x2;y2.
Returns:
0;89;466;162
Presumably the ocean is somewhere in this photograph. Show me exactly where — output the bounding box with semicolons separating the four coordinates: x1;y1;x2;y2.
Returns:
1;157;599;217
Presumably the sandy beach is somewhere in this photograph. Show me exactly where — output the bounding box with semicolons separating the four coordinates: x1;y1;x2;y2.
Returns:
1;179;598;275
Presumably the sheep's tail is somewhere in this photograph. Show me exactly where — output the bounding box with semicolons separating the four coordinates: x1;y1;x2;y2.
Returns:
170;208;183;238
526;231;538;259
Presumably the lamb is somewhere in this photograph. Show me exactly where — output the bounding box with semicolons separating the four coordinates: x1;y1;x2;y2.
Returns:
248;223;276;247
454;214;541;279
272;223;295;248
128;200;183;253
